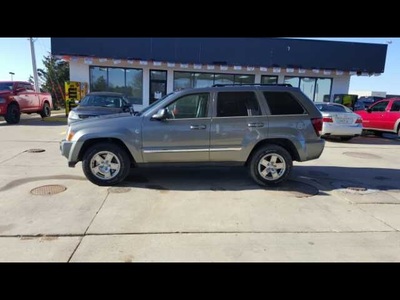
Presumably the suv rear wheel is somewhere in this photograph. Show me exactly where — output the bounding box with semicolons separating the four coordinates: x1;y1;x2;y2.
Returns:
248;145;293;186
82;142;131;186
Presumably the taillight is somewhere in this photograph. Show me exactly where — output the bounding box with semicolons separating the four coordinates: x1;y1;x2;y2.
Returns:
355;118;363;124
311;117;323;137
322;117;333;123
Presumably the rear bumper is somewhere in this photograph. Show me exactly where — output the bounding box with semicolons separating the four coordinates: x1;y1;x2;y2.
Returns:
321;124;363;136
304;139;325;161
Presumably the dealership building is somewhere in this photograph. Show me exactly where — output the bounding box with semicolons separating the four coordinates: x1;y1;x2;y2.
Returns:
51;38;387;110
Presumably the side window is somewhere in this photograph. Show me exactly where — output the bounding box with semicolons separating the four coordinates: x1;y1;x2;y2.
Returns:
370;101;389;112
165;93;209;119
24;83;35;91
263;92;306;115
390;101;400;112
217;92;261;117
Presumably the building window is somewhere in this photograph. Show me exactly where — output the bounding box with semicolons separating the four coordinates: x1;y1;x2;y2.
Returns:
90;66;143;104
214;74;234;85
315;78;332;102
261;75;278;84
283;76;332;102
173;71;255;90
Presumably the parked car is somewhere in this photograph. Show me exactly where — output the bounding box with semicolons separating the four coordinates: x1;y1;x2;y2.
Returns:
67;92;133;125
314;102;363;141
354;96;385;111
0;81;53;124
61;84;325;187
355;98;400;136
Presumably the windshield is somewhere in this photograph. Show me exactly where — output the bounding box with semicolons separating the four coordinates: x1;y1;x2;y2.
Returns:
0;82;13;91
137;92;176;116
79;95;127;108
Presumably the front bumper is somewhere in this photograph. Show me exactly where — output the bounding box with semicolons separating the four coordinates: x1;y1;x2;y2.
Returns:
60;139;77;167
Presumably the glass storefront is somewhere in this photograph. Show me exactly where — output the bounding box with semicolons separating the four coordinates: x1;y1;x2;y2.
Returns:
90;66;143;104
284;76;332;102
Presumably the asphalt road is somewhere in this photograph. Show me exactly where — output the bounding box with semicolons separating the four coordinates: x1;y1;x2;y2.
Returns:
0;112;400;262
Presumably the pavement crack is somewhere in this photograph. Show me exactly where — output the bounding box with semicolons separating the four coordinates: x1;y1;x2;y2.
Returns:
67;192;110;262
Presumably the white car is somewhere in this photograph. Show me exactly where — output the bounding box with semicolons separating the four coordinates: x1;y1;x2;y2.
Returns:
314;102;363;141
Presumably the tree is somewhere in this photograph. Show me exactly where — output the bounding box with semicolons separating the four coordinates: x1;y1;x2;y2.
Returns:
35;55;69;109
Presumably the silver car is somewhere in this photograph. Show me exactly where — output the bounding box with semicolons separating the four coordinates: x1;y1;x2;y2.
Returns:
60;84;325;186
68;92;132;125
314;102;363;141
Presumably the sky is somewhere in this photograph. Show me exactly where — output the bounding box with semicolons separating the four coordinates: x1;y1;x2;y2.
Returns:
0;37;399;94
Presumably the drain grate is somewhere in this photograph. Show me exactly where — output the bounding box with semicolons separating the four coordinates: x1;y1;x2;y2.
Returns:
30;184;67;195
108;187;131;193
346;187;367;192
26;149;45;153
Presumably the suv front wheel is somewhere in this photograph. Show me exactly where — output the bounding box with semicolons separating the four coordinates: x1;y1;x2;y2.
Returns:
248;145;293;186
82;142;131;186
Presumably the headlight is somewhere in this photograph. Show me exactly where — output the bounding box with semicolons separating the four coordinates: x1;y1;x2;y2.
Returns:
68;110;80;120
0;97;6;104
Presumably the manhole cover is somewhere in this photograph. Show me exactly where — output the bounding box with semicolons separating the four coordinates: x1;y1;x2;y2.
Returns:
30;184;67;195
108;187;131;193
346;187;367;192
26;149;45;153
342;152;381;159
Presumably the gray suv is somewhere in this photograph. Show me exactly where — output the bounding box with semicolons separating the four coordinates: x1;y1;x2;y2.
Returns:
60;84;325;186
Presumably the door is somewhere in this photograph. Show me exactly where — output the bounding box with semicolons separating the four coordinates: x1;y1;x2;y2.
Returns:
210;91;264;162
149;70;167;105
24;83;40;111
385;100;400;131
364;100;389;129
14;83;30;110
141;92;211;162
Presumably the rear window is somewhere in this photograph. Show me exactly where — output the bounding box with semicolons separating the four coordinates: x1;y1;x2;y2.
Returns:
263;92;306;115
315;104;347;112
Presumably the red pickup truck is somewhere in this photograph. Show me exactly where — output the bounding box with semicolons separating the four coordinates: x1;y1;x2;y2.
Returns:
0;81;53;124
356;98;400;136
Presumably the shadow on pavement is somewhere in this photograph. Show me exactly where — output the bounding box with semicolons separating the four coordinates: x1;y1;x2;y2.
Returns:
0;115;67;127
323;134;400;145
116;165;400;193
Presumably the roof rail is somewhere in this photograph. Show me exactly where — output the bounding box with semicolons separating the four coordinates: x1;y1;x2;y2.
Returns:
211;83;293;87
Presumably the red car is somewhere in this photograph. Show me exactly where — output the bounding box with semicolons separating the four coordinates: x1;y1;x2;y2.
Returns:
356;98;400;136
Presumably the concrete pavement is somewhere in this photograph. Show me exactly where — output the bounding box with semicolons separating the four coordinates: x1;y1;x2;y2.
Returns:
0;113;400;261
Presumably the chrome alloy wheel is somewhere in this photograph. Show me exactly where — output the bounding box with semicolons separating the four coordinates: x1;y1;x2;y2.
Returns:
257;153;286;181
90;151;121;180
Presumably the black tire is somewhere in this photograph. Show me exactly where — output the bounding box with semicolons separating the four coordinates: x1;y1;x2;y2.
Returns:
40;102;51;118
248;145;293;186
82;142;131;186
4;103;20;124
340;136;353;141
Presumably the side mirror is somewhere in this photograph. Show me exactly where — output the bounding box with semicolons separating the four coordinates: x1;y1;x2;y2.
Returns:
151;108;167;120
366;107;372;113
122;104;131;112
14;88;25;93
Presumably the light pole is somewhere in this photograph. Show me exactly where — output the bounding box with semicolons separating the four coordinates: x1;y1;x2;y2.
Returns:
9;72;15;81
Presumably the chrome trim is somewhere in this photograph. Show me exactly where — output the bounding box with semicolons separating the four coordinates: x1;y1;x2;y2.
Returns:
143;149;209;153
143;147;242;154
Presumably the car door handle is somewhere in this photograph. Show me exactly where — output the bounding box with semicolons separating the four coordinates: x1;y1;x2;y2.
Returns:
248;122;264;128
190;124;206;130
